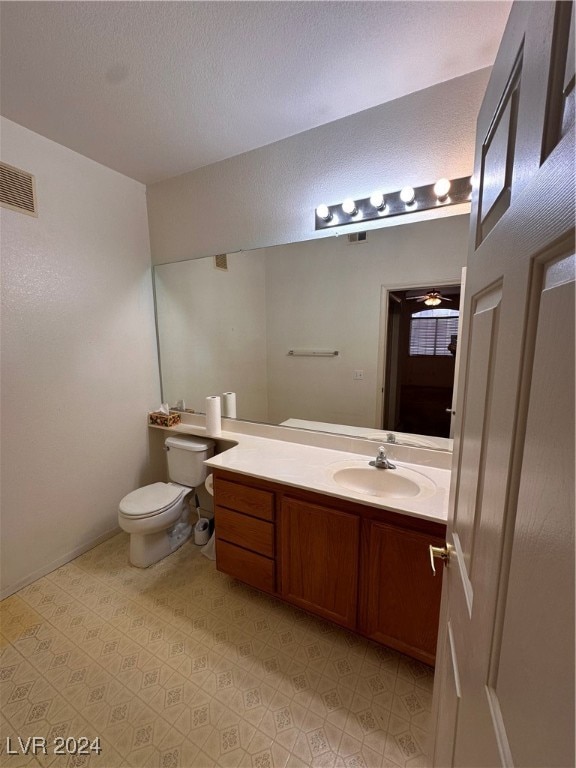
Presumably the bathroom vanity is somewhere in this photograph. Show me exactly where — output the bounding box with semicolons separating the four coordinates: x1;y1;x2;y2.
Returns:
211;465;446;666
150;416;450;665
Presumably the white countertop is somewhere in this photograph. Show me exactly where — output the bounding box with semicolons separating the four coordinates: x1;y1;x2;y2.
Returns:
150;414;451;524
280;418;453;451
203;432;449;525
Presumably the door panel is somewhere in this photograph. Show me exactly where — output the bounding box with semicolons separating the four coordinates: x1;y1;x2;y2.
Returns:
543;1;575;157
478;53;521;240
453;285;502;580
432;2;575;765
495;252;575;767
433;619;463;768
280;497;359;629
359;520;444;664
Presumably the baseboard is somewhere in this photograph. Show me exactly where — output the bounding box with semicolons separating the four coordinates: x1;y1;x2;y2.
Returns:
0;526;122;601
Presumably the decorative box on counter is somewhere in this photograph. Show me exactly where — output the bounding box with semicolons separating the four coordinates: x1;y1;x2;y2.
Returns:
148;410;181;428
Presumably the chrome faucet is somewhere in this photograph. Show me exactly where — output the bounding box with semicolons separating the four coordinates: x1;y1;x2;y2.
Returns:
370;445;396;470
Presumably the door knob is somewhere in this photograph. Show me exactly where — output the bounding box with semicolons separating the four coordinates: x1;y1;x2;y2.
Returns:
429;543;453;575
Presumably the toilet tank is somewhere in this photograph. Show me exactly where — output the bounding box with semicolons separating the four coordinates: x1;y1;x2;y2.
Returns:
164;436;215;487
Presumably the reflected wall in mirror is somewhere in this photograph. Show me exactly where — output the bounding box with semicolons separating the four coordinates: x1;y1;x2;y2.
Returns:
154;213;469;447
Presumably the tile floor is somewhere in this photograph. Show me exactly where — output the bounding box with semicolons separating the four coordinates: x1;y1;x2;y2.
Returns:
0;533;435;768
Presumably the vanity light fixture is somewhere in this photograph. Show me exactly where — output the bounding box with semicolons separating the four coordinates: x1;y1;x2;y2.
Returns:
342;198;358;216
314;175;472;231
434;177;451;201
316;204;332;222
400;186;416;205
369;192;386;211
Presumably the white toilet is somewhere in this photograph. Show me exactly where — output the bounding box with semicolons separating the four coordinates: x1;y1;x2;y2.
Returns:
118;435;214;567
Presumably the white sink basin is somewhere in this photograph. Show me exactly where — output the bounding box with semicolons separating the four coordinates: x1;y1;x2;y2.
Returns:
331;463;436;499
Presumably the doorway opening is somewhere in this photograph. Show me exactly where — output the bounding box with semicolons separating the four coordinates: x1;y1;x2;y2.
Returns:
383;285;461;437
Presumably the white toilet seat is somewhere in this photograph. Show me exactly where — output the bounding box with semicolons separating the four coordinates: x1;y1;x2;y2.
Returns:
119;482;187;520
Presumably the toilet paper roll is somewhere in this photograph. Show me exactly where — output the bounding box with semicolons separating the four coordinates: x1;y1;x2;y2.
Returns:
205;395;222;437
222;392;237;418
205;474;214;497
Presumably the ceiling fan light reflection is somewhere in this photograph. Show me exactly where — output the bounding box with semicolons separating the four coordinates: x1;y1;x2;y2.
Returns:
424;296;442;306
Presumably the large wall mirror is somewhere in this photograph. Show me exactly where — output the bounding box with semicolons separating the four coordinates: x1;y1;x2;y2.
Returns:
154;213;469;450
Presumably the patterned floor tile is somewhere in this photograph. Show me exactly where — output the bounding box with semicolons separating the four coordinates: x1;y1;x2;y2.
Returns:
1;534;434;767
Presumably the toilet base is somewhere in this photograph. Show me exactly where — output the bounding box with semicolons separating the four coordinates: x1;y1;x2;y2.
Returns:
129;519;192;568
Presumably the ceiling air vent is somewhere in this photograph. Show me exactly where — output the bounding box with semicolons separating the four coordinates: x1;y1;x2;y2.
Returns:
347;231;367;244
214;253;228;271
0;162;37;216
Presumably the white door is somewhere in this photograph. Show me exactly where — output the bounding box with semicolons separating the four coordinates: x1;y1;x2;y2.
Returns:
431;2;575;766
448;267;466;439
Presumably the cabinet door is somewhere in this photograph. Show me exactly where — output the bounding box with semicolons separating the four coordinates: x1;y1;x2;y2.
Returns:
360;520;443;665
280;497;359;630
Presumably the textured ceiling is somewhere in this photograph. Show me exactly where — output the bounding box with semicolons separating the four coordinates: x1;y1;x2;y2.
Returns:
0;1;512;184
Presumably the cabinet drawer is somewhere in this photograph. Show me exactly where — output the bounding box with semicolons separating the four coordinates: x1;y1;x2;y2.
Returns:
216;539;275;594
214;477;274;521
215;506;274;558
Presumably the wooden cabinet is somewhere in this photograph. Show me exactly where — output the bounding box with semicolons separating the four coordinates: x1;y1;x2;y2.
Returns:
359;519;444;665
280;497;359;630
212;468;446;664
213;474;276;594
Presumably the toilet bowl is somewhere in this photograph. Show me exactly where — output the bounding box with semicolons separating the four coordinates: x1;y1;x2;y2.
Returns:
118;435;214;567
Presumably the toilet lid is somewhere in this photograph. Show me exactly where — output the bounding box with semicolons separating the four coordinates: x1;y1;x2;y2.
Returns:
119;482;185;518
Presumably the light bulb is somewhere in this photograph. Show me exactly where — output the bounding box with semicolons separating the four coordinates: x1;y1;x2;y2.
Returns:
369;192;386;211
316;204;332;222
434;178;451;201
425;296;442;306
342;198;358;215
400;186;415;205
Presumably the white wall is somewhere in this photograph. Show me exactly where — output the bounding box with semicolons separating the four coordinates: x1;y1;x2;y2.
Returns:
264;215;469;426
146;69;489;264
155;251;269;420
0;118;162;598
